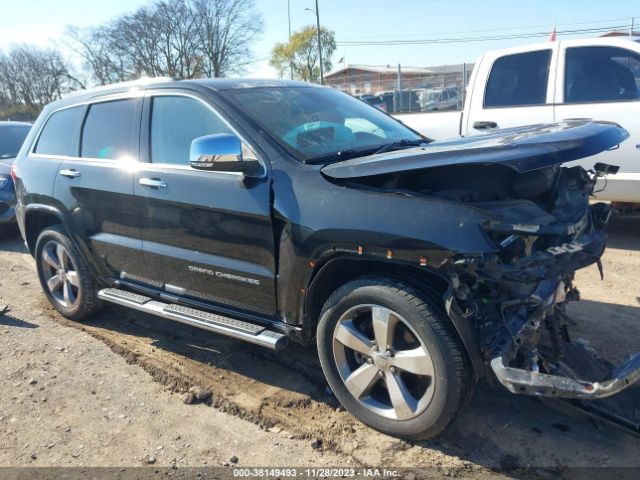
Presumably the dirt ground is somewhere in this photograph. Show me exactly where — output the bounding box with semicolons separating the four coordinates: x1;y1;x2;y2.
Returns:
0;218;638;479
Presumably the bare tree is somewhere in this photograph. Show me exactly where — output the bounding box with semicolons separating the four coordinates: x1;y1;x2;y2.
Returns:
66;0;262;83
192;0;263;77
0;44;82;119
66;26;132;85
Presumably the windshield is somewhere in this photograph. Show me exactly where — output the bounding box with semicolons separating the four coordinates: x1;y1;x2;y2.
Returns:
0;124;30;160
225;86;421;162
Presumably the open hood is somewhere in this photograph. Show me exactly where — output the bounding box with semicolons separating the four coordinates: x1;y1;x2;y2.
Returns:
321;120;628;179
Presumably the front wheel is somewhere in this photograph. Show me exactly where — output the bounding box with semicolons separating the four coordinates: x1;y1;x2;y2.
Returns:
317;277;471;439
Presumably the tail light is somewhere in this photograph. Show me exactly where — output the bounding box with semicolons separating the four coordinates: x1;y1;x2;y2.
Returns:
10;163;17;183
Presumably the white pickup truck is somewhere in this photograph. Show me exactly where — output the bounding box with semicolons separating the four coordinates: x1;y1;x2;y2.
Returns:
396;36;640;203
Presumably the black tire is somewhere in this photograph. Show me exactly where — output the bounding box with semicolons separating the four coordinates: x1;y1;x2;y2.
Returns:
35;225;103;321
317;276;470;440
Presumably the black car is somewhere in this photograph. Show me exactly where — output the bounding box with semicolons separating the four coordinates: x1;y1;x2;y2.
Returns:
13;79;640;439
0;121;31;224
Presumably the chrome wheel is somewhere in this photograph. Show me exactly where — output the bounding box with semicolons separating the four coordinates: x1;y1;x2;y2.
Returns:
333;304;436;421
40;240;80;309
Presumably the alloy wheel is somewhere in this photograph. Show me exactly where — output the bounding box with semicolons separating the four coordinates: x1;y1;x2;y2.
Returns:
40;240;80;309
332;304;436;421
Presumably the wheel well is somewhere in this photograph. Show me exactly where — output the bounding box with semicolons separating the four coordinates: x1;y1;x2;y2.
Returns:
304;257;450;326
304;256;483;382
24;211;62;254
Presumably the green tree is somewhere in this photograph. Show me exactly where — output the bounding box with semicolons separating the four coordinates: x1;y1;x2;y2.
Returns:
270;25;336;83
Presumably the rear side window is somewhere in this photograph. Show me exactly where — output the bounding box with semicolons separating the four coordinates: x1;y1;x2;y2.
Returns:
564;46;640;103
81;99;137;160
150;96;232;165
35;107;84;156
0;125;30;159
484;50;551;107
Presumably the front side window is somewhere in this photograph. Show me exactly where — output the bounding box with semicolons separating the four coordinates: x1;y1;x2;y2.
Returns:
225;86;422;163
0;125;30;159
34;107;84;157
150;96;233;165
484;50;551;107
564;46;640;103
81;99;137;160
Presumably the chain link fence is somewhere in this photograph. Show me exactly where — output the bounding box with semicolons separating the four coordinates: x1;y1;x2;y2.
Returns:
325;63;473;114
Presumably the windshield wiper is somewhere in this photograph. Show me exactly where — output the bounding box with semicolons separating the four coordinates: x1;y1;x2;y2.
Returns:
304;146;383;165
305;139;428;165
372;138;428;155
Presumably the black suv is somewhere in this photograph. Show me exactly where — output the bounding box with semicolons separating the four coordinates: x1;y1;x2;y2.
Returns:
0;121;31;224
13;78;640;439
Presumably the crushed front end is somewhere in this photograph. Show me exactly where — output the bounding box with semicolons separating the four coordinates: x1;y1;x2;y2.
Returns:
446;164;640;404
321;120;638;428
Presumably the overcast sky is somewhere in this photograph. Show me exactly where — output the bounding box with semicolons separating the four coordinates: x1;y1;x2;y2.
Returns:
0;0;638;78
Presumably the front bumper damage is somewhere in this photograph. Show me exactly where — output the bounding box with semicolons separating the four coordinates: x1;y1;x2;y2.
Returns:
491;351;640;399
484;264;640;401
449;181;640;410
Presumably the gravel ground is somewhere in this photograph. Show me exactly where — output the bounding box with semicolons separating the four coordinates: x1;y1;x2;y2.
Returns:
0;218;638;478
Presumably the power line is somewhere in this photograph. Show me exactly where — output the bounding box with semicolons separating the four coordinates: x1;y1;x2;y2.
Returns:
336;23;634;46
319;0;445;12
337;16;638;40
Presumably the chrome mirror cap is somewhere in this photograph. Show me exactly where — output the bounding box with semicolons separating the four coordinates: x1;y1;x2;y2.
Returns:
190;133;244;171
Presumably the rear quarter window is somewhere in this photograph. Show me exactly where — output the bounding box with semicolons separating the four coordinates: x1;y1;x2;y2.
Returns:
34;107;85;157
81;99;138;160
0;125;30;159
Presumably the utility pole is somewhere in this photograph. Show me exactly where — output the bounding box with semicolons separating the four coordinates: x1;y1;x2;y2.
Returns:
397;63;402;112
288;0;293;79
306;1;324;84
288;0;292;38
461;63;467;110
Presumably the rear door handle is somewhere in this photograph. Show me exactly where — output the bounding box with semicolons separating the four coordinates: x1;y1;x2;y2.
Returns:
139;177;167;189
473;121;498;130
59;169;81;178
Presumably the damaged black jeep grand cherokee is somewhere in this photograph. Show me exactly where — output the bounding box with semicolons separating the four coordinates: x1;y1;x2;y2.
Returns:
13;79;640;439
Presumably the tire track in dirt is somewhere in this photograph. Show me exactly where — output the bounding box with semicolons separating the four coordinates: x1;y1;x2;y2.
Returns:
40;300;490;475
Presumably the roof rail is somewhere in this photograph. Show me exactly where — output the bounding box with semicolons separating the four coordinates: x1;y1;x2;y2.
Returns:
66;76;179;98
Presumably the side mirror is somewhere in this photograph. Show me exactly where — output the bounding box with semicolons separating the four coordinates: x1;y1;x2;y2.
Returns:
190;133;262;176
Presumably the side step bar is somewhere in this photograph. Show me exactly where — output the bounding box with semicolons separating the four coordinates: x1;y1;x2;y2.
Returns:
98;288;288;350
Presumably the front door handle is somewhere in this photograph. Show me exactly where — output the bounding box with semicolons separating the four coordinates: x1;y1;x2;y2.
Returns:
59;169;81;178
139;177;167;189
473;121;498;130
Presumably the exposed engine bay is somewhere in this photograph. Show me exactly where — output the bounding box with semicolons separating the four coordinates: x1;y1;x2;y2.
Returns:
436;164;639;395
352;161;640;406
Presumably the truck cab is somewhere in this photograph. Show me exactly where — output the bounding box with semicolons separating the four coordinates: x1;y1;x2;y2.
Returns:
398;36;640;202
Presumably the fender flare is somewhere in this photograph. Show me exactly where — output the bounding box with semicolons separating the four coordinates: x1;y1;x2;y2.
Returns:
23;204;102;279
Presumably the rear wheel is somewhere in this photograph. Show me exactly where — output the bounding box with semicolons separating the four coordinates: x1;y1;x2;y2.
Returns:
35;226;102;321
317;276;470;439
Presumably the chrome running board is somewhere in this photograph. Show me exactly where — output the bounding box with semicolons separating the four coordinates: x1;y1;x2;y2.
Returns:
98;288;288;350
